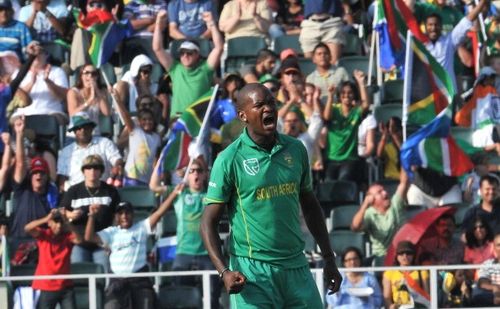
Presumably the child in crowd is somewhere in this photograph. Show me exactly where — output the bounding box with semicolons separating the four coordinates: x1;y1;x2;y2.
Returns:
113;89;161;187
24;209;82;309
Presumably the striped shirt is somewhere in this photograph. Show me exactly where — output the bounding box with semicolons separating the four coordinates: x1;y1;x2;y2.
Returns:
478;259;500;285
123;0;168;37
98;218;154;274
0;20;32;61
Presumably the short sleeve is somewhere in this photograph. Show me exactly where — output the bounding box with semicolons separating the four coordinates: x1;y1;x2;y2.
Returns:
167;1;179;24
97;226;113;246
50;67;69;88
102;138;122;165
144;217;155;235
204;154;232;205
57;146;71;177
299;142;313;193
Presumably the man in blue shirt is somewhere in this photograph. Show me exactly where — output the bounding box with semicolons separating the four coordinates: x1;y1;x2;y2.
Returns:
0;0;32;61
167;0;217;40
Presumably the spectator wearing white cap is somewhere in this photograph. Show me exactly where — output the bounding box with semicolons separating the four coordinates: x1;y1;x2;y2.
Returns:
153;9;223;119
57;112;123;192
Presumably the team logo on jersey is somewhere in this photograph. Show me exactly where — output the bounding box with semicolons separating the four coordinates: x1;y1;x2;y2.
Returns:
283;152;293;165
184;194;194;205
243;158;259;176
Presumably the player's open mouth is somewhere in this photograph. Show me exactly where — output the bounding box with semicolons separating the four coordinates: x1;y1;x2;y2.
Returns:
262;114;275;128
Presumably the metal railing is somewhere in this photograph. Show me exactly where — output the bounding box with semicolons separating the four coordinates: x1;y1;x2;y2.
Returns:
2;263;499;309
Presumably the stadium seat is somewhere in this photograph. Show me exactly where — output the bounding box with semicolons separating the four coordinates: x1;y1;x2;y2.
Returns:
71;262;106;309
134;209;151;223
158;285;203;309
10;264;36;289
454;206;470;227
404;204;427;221
25;114;62;150
42;41;69;65
329;204;359;231
170;39;213;59
377;179;399;197
225;36;267;73
374;103;403;124
316;180;358;214
158;261;174;287
343;33;363;56
337;55;372;78
382;79;404;104
329;230;366;256
121;37;157;65
161;209;177;237
118;186;157;210
273;34;302;56
98;114;113;139
297;57;316;76
99;62;117;85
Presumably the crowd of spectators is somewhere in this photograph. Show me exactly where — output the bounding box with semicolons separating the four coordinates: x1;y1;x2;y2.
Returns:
0;0;500;308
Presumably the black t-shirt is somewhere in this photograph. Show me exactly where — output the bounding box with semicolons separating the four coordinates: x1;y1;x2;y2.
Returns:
61;181;120;236
412;167;458;197
462;203;500;233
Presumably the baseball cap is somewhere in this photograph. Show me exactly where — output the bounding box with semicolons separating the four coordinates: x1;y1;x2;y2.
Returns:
0;0;12;9
116;202;134;213
178;40;200;53
81;154;105;172
67;112;96;132
30;156;49;174
280;58;301;75
280;48;298;61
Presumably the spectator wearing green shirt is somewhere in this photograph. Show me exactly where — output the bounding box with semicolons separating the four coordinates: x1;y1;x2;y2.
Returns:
152;9;224;119
322;69;370;182
351;168;410;265
200;83;342;307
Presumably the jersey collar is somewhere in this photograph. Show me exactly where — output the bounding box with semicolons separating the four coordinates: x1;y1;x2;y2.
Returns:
240;127;284;155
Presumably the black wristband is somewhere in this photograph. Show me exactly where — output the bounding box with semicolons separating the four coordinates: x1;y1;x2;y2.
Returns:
219;267;229;279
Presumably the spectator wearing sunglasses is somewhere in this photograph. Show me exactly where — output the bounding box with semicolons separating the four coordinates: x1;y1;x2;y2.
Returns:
18;0;68;44
115;54;158;113
153;9;223;119
67;63;111;136
60;154;120;273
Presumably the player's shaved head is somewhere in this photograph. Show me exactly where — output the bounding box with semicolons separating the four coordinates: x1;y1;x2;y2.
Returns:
235;83;269;111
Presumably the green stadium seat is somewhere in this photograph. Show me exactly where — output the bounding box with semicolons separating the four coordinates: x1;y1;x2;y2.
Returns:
225;36;267;74
302;231;316;252
404;204;427;221
25;114;62;150
158;285;203;309
98;114;113;139
118;186;157;210
10;264;36;289
297;57;315;76
330;205;359;231
71;262;105;309
329;230;366;257
338;55;373;78
374;103;402;124
343;33;363;56
41;42;68;65
382;79;404;104
99;62;117;85
316;180;358;214
161;210;177;237
273;34;302;56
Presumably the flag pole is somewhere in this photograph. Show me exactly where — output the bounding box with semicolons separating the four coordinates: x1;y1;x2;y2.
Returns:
100;67;125;125
182;84;220;183
402;31;414;142
368;0;378;87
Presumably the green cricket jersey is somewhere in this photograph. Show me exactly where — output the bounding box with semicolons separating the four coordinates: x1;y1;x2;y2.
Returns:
174;189;207;255
205;128;312;268
326;104;362;161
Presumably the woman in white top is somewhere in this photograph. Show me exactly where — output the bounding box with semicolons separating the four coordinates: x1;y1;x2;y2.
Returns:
67;64;111;136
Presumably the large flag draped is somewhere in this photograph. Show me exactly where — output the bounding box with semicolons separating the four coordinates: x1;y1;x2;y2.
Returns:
158;89;236;172
374;0;428;71
407;37;456;125
400;106;474;177
73;9;132;67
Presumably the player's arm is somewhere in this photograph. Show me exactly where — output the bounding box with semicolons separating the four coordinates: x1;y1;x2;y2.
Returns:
84;205;103;246
299;191;342;294
200;203;246;294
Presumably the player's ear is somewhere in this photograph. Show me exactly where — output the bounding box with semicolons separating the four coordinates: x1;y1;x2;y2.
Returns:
238;110;247;123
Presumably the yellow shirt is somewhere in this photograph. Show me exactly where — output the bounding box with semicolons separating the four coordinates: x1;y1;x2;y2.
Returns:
383;270;429;305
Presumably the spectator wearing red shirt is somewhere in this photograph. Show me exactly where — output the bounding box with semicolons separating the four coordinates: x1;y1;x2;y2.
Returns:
24;209;82;309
